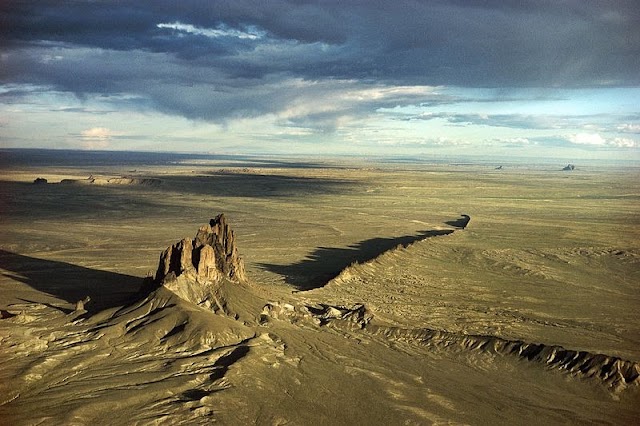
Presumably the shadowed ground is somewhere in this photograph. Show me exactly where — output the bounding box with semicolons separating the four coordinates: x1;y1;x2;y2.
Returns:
0;249;142;313
445;214;471;229
162;172;356;198
260;229;453;290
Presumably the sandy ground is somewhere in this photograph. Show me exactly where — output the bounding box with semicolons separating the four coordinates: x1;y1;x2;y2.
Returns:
1;154;639;424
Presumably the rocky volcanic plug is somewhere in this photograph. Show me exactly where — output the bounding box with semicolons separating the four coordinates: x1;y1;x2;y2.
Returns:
146;214;246;309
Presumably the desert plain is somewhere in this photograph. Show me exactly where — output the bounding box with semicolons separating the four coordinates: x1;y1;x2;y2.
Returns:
0;150;639;425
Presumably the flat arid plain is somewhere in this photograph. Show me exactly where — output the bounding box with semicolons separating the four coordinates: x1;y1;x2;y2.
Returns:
1;150;639;425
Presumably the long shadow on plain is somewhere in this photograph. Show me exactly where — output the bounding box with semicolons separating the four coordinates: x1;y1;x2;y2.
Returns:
0;249;142;313
162;172;355;198
259;229;454;291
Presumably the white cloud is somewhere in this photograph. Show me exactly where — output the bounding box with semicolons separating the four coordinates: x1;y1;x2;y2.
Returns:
275;80;438;122
156;22;264;40
501;137;531;145
617;123;640;133
568;133;607;145
610;137;638;148
81;127;112;139
80;127;114;149
567;132;638;148
40;54;64;63
375;136;465;147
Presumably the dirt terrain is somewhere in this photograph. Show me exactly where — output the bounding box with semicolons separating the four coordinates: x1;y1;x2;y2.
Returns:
1;152;639;424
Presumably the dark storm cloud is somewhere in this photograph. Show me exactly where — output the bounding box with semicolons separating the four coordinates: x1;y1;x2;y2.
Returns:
2;0;639;123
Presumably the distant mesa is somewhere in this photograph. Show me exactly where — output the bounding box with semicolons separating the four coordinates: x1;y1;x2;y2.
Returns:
88;176;162;186
33;177;48;184
60;175;161;186
445;214;471;229
143;214;246;310
562;164;576;171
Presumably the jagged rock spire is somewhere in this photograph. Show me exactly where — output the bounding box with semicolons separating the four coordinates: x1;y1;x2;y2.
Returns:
155;214;245;285
146;214;246;308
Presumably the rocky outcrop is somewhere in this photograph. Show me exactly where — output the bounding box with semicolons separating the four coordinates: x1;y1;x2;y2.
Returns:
261;302;373;328
145;214;246;309
445;214;470;229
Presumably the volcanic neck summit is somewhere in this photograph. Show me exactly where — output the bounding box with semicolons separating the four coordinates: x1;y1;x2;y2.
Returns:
148;214;246;309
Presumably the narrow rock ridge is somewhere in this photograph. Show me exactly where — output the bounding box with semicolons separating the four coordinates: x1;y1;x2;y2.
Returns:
261;302;640;393
362;324;640;393
146;214;246;309
327;229;454;286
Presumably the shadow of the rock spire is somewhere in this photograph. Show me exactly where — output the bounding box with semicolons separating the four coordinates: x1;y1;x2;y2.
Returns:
0;249;142;313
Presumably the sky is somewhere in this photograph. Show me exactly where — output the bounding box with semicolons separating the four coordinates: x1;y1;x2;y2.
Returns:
1;0;639;160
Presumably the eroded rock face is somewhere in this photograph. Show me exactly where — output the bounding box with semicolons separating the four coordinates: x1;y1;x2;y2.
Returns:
147;214;246;308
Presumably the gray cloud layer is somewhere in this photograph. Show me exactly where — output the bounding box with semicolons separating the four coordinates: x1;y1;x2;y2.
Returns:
2;1;639;125
397;111;640;132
